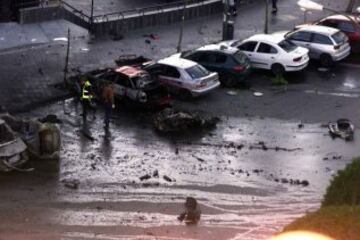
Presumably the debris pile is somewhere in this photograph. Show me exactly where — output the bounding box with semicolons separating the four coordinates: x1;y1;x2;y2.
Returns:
328;118;354;141
153;108;219;133
0;113;61;172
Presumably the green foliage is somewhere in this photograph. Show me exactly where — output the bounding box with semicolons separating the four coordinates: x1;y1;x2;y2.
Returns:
322;157;360;206
283;206;360;240
271;74;288;86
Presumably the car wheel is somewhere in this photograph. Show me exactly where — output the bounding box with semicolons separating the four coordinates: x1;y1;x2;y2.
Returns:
179;89;193;100
222;75;238;88
320;54;334;67
271;63;285;76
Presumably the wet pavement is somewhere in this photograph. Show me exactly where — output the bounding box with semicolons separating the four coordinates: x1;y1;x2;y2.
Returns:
0;89;359;239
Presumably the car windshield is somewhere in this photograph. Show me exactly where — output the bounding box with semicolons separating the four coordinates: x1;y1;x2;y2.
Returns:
233;51;248;64
278;40;297;52
332;31;347;45
186;65;210;79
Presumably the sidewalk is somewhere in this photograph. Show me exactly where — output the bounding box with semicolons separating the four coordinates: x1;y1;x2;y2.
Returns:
0;0;351;112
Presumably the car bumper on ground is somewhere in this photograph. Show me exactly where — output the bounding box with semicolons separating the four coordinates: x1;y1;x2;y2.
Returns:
285;59;309;72
190;80;221;97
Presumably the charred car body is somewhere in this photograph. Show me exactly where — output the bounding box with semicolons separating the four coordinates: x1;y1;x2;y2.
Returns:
72;65;171;109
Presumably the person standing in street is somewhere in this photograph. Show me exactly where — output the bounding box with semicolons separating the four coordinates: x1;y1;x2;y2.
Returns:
102;82;115;129
229;0;237;16
271;0;278;14
80;76;94;122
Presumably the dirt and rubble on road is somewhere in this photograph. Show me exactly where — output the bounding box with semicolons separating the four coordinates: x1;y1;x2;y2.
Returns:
153;108;220;133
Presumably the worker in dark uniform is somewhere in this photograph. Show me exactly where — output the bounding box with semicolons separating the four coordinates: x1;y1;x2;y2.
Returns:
102;82;115;129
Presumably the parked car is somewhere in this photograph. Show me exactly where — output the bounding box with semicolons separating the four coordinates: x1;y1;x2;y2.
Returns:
295;14;360;53
72;65;171;109
222;34;310;75
284;25;351;66
0;119;28;172
145;57;220;99
172;44;251;87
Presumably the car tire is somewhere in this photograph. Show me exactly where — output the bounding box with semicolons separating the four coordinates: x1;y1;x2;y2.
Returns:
271;63;285;76
320;54;334;67
222;75;238;88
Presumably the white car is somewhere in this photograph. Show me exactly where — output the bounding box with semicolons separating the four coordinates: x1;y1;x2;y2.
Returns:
284;25;351;66
221;34;309;75
145;57;220;98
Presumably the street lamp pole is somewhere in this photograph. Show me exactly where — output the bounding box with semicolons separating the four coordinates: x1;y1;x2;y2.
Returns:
177;0;187;53
222;0;234;40
264;0;269;34
90;0;94;33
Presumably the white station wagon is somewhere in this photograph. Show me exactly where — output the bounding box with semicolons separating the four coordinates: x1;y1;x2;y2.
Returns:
284;25;351;66
145;57;220;99
223;34;310;75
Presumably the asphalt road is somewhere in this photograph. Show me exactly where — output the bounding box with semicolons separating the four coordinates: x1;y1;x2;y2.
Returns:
1;60;360;240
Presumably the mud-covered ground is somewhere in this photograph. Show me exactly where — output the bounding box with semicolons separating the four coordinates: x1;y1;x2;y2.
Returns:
1;63;360;240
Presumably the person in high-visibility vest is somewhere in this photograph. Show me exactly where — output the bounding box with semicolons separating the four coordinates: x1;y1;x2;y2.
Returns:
80;76;94;122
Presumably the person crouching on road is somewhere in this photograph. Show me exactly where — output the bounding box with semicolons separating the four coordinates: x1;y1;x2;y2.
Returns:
102;82;115;129
178;197;201;225
80;76;95;122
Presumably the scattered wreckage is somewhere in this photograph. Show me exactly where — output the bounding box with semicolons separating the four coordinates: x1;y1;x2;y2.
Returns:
0;119;29;172
153;108;219;133
0;113;61;173
328;118;355;141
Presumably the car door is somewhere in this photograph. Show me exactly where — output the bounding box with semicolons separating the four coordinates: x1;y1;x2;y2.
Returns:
115;73;136;100
157;65;183;91
252;42;278;69
310;32;334;59
205;52;228;75
237;41;259;66
286;30;313;57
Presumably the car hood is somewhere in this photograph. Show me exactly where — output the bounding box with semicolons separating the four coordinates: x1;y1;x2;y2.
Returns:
217;40;237;47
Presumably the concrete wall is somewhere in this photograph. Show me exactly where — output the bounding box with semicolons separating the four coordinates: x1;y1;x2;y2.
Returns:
19;0;256;37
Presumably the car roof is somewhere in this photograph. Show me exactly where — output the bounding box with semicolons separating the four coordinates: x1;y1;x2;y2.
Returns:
297;25;339;35
115;66;148;78
159;56;197;69
247;34;284;44
323;14;360;22
197;44;238;54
